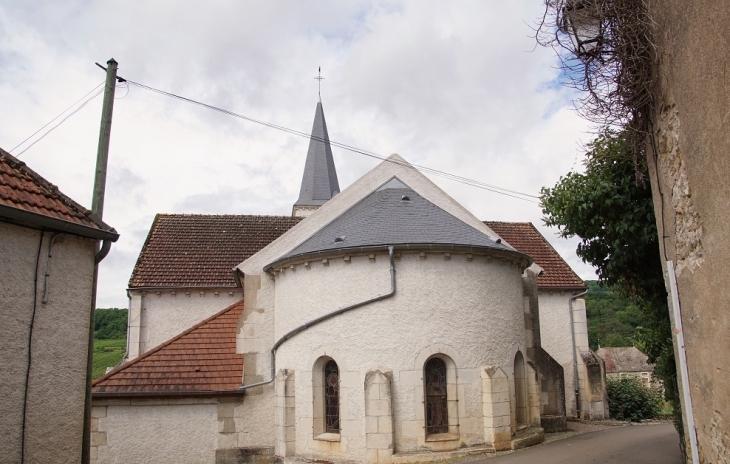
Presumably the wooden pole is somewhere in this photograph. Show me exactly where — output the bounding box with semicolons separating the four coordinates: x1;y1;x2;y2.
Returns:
82;58;117;464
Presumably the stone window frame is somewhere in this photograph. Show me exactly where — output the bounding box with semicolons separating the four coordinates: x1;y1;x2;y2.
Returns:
312;355;341;442
422;353;460;442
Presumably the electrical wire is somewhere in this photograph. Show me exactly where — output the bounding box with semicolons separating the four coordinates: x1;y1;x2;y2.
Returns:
13;87;105;158
11;82;105;154
122;78;541;203
21;229;46;464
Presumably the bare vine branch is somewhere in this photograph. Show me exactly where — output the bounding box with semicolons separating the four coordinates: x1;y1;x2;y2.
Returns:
534;0;656;180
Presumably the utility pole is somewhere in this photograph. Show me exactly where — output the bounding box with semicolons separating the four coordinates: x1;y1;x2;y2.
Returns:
91;58;118;217
82;58;118;464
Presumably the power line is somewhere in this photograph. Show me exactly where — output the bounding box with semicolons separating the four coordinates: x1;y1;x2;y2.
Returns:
12;82;106;156
122;77;541;203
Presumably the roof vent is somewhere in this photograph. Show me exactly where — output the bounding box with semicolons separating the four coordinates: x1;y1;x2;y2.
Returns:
496;238;502;244
334;235;346;243
401;195;411;201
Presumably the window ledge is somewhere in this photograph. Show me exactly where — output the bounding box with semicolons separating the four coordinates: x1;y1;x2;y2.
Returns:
425;432;459;442
314;432;341;442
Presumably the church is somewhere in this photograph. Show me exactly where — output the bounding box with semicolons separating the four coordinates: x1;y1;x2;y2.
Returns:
91;100;606;463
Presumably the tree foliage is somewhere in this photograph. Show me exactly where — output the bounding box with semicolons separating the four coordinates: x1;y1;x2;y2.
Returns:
94;308;128;340
540;129;681;438
584;280;642;350
607;376;663;422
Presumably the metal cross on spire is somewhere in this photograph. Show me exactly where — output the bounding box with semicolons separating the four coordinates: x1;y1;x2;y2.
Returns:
314;67;325;101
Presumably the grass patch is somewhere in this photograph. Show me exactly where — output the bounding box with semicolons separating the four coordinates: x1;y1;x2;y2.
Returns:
93;338;126;379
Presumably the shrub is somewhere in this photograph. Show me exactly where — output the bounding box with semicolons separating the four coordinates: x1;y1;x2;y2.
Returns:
607;376;662;422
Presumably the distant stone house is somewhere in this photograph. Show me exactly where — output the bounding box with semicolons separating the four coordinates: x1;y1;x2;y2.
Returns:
91;101;605;463
597;347;656;388
0;148;119;463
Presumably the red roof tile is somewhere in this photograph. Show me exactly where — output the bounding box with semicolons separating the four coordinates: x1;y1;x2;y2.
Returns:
0;148;117;240
130;214;302;288
485;221;585;289
92;300;244;395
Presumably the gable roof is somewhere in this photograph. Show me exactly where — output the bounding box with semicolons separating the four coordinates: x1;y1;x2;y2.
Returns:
92;300;244;396
271;177;520;269
294;101;340;207
596;346;653;373
485;221;585;289
0;148;118;241
129;214;302;288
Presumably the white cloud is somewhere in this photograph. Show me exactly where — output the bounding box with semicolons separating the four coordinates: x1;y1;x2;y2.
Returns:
0;0;598;307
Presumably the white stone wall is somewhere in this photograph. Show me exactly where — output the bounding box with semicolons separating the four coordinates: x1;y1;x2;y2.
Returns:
127;287;243;358
93;399;219;463
271;251;526;461
0;223;97;463
538;291;579;417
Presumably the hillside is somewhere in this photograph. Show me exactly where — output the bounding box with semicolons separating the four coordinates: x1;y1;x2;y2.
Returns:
584;280;642;350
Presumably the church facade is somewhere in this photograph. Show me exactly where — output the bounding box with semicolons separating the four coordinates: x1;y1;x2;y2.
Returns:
91;102;605;463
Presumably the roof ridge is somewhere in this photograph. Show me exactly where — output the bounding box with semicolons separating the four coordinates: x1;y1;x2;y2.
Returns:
92;298;243;386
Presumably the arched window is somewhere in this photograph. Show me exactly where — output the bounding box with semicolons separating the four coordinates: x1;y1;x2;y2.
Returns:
424;357;448;434
324;360;340;433
514;351;527;428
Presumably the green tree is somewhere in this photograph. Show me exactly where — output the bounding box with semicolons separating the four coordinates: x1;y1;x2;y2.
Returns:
94;308;128;340
540;129;680;434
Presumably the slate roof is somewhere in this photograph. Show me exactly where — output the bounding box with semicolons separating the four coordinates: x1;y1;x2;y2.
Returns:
294;101;340;207
596;346;653;373
0;148;118;241
272;177;522;269
485;221;585;289
92;300;244;396
129;214;302;288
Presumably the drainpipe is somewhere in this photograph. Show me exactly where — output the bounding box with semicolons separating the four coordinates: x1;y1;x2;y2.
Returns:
239;245;397;391
569;288;588;419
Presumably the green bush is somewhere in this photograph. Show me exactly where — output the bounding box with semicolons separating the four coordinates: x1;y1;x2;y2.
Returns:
607;377;663;422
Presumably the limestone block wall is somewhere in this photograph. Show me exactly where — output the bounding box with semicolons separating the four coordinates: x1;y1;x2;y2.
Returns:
275;369;296;457
127;287;243;359
270;250;527;461
480;366;511;451
365;370;395;463
0;223;96;463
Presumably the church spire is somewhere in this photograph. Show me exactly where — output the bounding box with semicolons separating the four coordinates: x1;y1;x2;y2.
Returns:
292;99;340;217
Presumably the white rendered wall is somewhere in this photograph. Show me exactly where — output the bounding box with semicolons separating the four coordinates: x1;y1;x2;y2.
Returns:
0;222;96;463
272;251;526;461
94;401;218;463
127;288;243;357
538;291;589;417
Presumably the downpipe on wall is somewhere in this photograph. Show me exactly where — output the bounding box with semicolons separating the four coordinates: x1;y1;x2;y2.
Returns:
238;245;397;392
569;288;588;419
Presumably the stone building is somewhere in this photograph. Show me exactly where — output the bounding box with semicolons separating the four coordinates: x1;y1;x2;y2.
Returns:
643;1;730;461
596;346;656;388
91;101;604;463
0;148;119;463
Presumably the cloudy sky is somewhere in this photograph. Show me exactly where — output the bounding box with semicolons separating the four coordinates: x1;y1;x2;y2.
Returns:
0;1;597;308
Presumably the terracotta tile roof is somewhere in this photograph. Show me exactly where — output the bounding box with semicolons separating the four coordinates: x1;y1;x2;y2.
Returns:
130;214;302;288
0;148;118;240
92;300;244;396
596;347;653;373
484;221;585;289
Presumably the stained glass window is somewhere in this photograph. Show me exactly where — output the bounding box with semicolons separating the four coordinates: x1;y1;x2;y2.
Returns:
425;357;448;434
324;360;340;433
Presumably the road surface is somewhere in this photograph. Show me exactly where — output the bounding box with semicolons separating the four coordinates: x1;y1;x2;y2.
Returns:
467;423;681;464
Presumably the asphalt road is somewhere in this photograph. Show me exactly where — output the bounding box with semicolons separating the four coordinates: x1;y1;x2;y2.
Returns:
467;423;682;464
